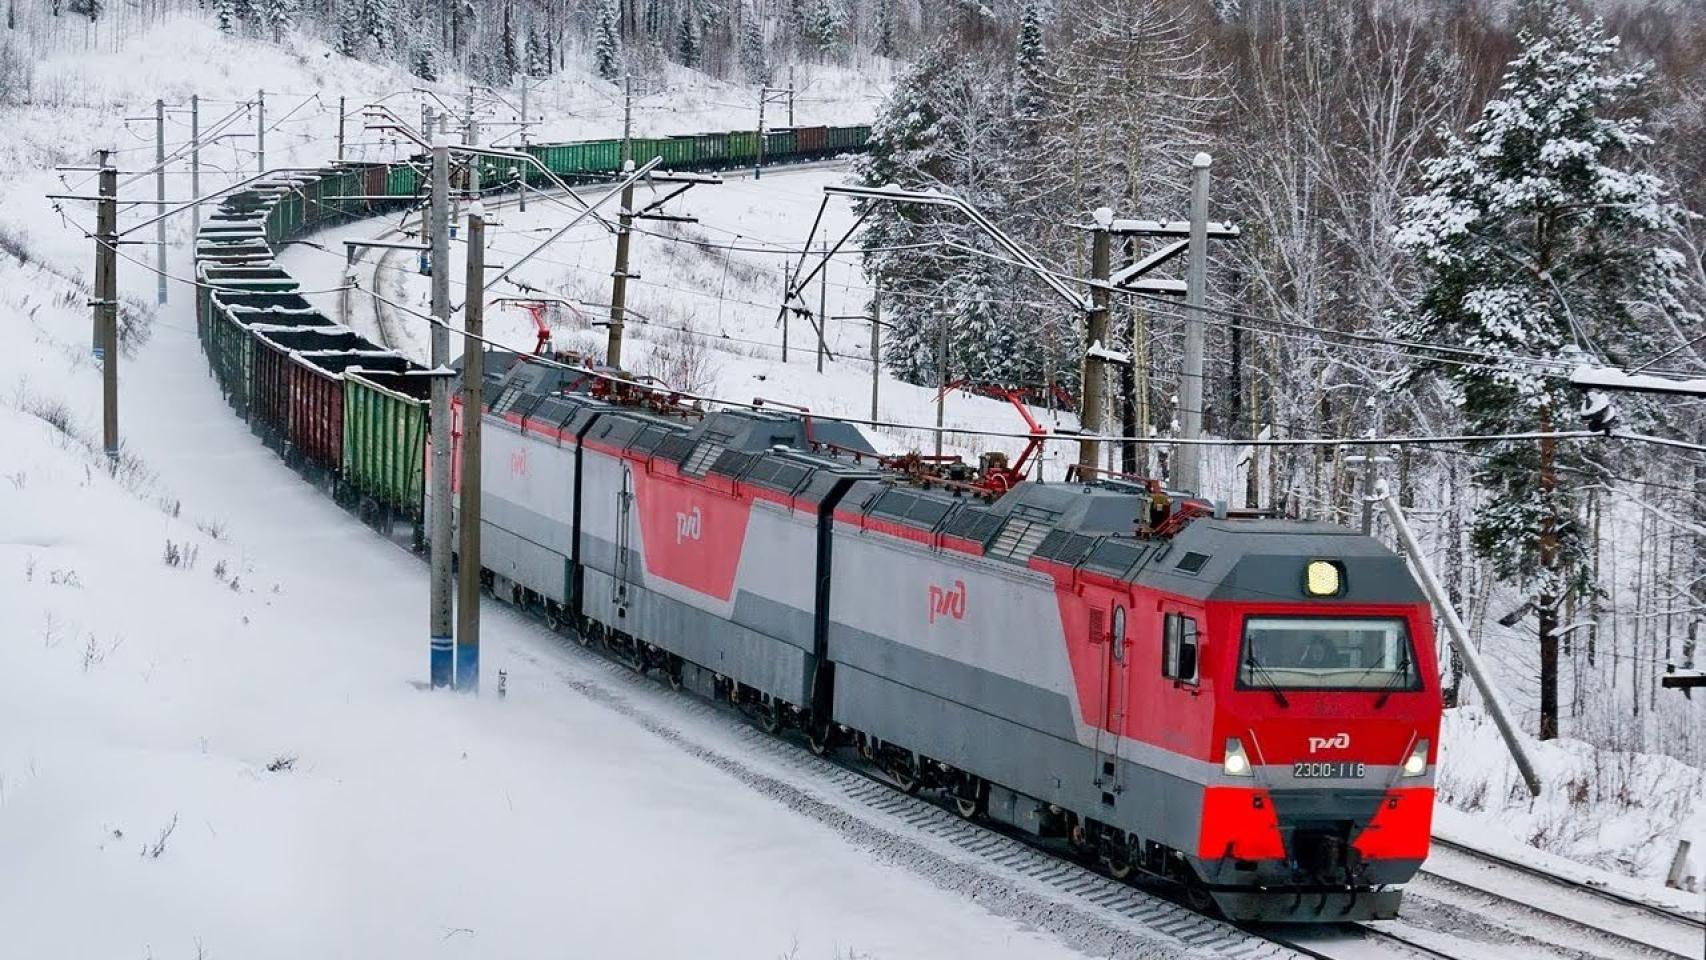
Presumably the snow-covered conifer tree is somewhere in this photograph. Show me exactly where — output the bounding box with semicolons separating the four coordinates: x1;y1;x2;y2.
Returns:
411;33;439;80
595;0;622;79
499;2;518;80
526;25;548;78
1395;10;1694;739
360;0;393;53
677;10;701;68
872;0;896;58
335;0;362;56
739;14;767;83
216;0;237;34
259;0;292;42
1014;0;1046;131
805;0;844;51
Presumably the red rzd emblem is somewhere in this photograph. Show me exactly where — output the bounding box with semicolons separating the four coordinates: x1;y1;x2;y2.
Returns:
510;447;528;478
928;580;967;624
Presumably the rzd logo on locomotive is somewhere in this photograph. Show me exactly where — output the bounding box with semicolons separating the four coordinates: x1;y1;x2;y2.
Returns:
509;447;529;478
928;580;967;625
675;506;703;545
1307;732;1351;753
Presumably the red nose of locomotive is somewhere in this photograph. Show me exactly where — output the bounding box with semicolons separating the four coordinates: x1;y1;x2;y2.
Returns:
1196;602;1441;922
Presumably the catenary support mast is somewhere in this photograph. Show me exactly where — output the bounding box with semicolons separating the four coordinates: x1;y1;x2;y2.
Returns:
428;122;455;689
456;202;486;694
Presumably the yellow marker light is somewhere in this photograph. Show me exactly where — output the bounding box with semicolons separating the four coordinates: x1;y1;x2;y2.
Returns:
1305;560;1342;597
1402;739;1430;777
1223;738;1253;777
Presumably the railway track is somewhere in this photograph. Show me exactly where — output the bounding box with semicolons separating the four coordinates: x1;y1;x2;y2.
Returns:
1406;838;1704;960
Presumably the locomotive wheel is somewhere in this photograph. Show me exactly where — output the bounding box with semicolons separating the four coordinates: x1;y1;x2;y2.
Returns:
1184;884;1215;913
953;778;987;819
886;756;921;795
1101;853;1135;881
757;698;783;735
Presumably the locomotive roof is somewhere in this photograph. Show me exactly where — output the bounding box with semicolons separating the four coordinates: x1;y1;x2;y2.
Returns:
480;362;1424;605
1130;518;1425;605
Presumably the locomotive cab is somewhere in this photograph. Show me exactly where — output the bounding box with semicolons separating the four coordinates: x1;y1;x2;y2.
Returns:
1138;521;1442;922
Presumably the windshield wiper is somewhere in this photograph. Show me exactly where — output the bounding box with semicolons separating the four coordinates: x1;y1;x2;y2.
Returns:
1244;654;1290;708
1373;653;1414;709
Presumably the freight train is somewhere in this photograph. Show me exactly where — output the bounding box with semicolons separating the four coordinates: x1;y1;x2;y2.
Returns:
193;124;1442;923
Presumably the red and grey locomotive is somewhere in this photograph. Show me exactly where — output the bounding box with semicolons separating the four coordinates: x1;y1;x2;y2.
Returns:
439;360;1442;922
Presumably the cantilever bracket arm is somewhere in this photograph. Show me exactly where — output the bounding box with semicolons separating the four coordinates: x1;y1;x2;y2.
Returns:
824;184;1090;311
453;156;663;313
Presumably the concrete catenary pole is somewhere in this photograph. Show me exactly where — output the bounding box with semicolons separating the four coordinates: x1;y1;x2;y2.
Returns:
1379;483;1542;797
870;289;881;421
607;77;636;368
517;80;529;213
1077;210;1112;472
787;66;795;127
1176;153;1211;494
456;202;486;694
465;88;480;197
190;95;201;239
336;95;346;161
755;85;766;180
155;98;167;305
428;129;455;689
255;89;265;174
935;302;948;460
96;153;119;458
816;241;828;374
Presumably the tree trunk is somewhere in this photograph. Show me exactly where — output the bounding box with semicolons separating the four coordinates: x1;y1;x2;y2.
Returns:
1538;422;1559;741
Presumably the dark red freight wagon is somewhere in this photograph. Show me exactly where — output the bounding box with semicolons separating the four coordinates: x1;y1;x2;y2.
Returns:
286;351;413;480
796;125;829;158
250;327;369;453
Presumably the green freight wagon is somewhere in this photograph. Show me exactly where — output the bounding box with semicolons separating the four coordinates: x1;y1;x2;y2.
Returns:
196;266;298;345
207;303;255;416
343;369;430;524
766;128;798;161
386;162;422;198
725;130;759;167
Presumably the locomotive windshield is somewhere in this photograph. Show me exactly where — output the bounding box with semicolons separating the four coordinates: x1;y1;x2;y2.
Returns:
1238;617;1420;691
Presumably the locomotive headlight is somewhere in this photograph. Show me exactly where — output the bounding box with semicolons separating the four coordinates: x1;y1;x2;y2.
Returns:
1223;738;1254;777
1304;560;1343;597
1402;738;1430;777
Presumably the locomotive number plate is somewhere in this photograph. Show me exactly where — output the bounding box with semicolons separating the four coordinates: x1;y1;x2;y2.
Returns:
1292;762;1366;779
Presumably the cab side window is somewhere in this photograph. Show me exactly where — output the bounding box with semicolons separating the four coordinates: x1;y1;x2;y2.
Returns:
1163;612;1200;685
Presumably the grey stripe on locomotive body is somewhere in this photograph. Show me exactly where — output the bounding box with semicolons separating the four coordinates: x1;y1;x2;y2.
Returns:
457;362;1427;878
